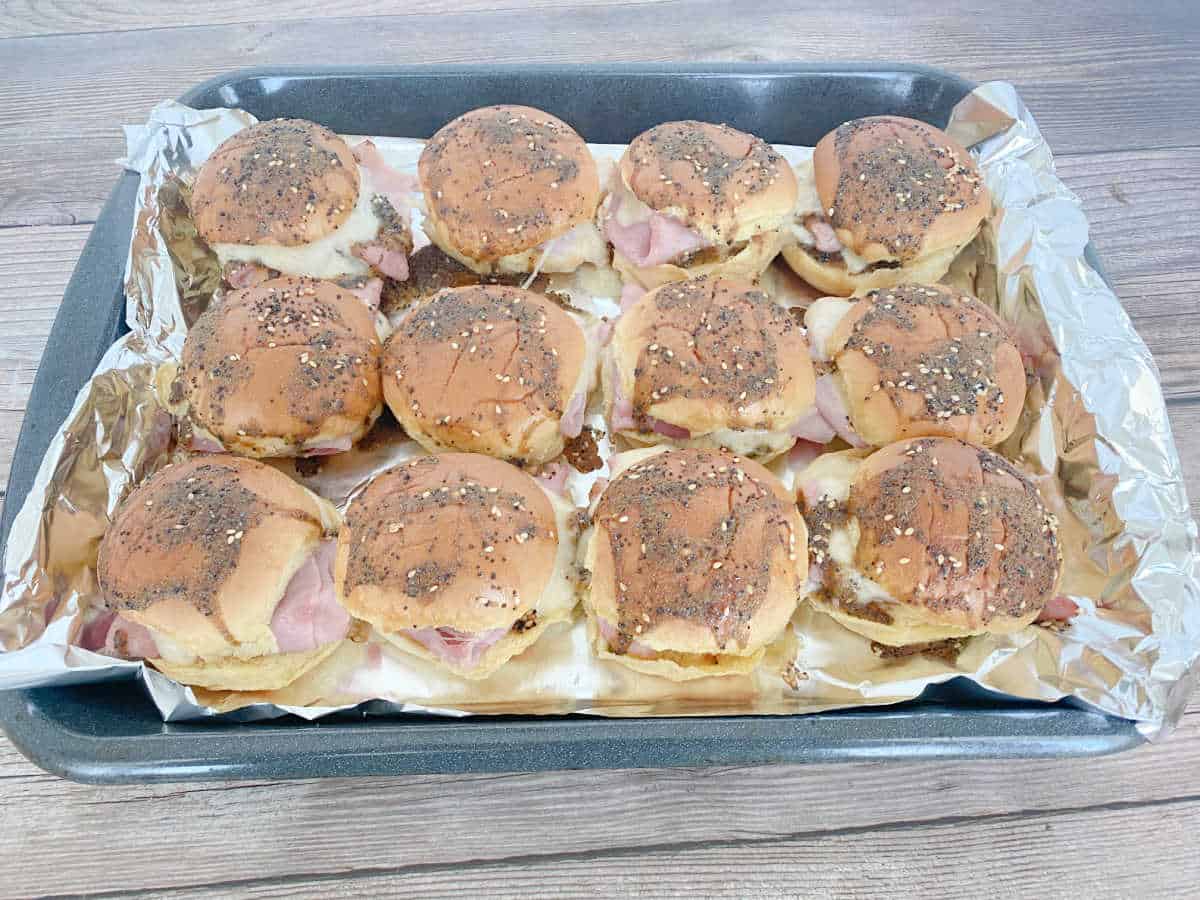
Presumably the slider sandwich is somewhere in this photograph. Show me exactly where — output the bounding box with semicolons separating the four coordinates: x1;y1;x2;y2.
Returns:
602;120;798;288
191;118;414;288
603;275;816;461
179;275;384;457
419;105;605;277
580;447;807;680
335;453;578;679
383;285;595;466
782;116;989;296
797;283;1025;448
95;456;347;691
797;437;1062;646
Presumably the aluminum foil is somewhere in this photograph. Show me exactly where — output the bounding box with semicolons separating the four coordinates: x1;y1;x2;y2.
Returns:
1;84;1197;738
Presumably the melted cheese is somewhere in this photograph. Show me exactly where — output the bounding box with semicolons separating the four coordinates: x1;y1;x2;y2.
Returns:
804;297;855;361
213;183;383;279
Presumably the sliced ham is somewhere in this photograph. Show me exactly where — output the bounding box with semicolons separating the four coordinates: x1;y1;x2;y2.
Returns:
650;418;690;439
805;215;842;254
608;359;638;431
815;374;865;447
561;388;587;439
352;242;409;280
190;432;225;453
302;436;355;457
789;408;837;444
403;625;509;669
78;610;117;652
352;139;419;213
619;281;646;312
270;540;350;653
603;192;706;268
536;460;571;496
788;438;825;471
223;261;274;289
1037;595;1079;623
340;276;383;312
104;615;160;659
597;618;656;659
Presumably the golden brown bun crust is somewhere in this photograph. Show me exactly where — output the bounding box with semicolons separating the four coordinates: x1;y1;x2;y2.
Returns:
825;284;1025;446
419;105;600;263
191;119;360;247
336;454;559;634
181;276;383;456
609;276;815;435
97;456;338;654
152;641;339;692
619;121;797;246
847;438;1061;637
382;285;587;464
812;116;989;264
588;447;806;659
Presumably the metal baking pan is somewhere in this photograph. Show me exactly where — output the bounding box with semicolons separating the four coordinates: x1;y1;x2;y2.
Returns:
0;64;1143;782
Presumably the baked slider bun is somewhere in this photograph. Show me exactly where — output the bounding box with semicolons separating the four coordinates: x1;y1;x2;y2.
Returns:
419;105;605;276
382;284;594;465
602;121;798;289
95;456;346;691
335;454;577;679
580;447;807;680
798;283;1025;448
797;437;1061;647
191;118;413;285
782;116;990;296
603;276;816;460
180;275;384;458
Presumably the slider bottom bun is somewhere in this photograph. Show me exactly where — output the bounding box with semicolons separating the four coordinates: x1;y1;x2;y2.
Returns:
613;229;786;290
780;241;962;298
584;615;763;681
377;603;576;681
611;425;796;464
151;640;342;692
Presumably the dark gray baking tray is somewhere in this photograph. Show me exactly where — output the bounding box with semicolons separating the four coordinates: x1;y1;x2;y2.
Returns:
0;64;1144;782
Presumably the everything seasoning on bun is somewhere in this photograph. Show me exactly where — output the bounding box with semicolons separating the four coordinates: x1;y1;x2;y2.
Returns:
797;437;1062;647
796;283;1026;448
382;284;595;465
604;275;816;460
782;116;989;296
191;118;414;286
95;456;346;691
335;453;578;679
580;447;807;680
179;275;384;458
419;105;605;276
602;121;798;288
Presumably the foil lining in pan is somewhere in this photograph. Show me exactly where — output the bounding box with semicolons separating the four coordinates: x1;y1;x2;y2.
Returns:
1;84;1196;738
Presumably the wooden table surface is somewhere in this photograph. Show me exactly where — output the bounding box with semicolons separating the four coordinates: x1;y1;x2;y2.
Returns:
2;2;1199;897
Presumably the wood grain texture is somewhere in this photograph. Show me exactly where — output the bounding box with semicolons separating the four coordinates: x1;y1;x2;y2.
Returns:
0;702;1198;896
2;0;1200;226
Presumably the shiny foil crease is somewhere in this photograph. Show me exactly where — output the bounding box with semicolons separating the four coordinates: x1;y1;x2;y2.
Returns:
1;86;1197;737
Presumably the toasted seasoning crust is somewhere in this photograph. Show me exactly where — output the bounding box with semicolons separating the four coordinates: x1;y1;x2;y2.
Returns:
419;105;599;261
191;119;360;247
594;448;804;654
182;276;382;449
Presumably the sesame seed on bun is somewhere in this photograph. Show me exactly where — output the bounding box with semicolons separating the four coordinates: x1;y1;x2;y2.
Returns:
797;437;1062;646
782;116;990;296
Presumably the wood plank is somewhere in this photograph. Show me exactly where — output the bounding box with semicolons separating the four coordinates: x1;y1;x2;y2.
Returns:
2;1;1199;226
0;703;1198;896
135;800;1200;899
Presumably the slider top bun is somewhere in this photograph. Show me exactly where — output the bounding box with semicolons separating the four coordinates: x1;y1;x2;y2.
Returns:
181;276;383;457
419;105;600;267
618;121;798;247
382;284;589;465
97;456;340;660
811;283;1025;447
608;276;815;440
801;438;1061;645
812;116;988;265
586;447;806;671
336;453;559;635
191;119;360;247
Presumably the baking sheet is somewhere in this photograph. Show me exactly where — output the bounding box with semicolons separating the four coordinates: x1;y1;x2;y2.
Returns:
1;83;1196;738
